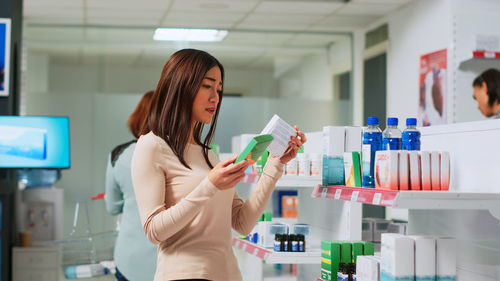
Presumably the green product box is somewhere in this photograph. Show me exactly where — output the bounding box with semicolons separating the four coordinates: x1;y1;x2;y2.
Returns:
321;241;341;281
235;134;273;164
361;241;374;256
263;211;272;222
351;242;364;263
320;269;331;281
256;151;269;174
340;242;352;264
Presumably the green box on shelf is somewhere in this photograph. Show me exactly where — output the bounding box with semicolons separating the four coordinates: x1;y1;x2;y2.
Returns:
361;241;374;256
351;242;364;263
321;240;341;281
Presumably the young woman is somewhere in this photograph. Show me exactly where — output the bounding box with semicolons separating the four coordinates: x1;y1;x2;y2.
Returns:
131;49;305;281
472;68;500;119
105;91;157;281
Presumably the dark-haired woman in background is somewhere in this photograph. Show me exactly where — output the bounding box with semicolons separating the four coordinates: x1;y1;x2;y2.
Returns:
131;49;305;281
473;68;500;119
105;91;157;281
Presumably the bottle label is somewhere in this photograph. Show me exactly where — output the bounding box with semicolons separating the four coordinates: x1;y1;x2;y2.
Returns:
362;144;371;176
274;241;281;252
299;241;304;252
292;241;298;252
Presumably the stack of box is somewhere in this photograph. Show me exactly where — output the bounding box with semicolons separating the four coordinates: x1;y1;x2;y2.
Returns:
378;233;456;281
374;150;451;191
320;240;374;281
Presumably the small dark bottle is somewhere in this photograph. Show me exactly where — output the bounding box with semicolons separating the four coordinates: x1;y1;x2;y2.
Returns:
287;235;294;252
282;234;288;252
291;235;299;252
297;234;305;252
274;234;282;252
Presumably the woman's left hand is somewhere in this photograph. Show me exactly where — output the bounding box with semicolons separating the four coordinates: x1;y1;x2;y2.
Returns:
273;126;307;164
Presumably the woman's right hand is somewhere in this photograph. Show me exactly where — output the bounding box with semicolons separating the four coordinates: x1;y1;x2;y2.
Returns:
208;156;249;190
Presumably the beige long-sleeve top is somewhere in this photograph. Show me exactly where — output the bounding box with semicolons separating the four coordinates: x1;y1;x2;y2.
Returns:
131;132;284;281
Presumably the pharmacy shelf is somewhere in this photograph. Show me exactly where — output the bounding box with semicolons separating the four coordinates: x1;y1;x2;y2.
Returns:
243;174;321;188
232;237;320;264
311;185;500;217
459;51;500;72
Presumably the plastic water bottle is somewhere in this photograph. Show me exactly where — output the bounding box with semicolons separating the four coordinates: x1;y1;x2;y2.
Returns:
382;117;402;150
362;117;382;188
402;118;421;150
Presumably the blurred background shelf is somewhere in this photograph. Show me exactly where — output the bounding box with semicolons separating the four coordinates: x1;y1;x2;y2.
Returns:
232;238;320;264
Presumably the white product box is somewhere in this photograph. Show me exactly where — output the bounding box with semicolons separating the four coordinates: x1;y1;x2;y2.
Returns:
409;151;421;190
381;233;415;280
436;237;456;281
344;126;362;152
323;126;346;157
399;150;409;191
420;151;431;190
322;126;346;185
257;221;273;248
260;114;296;158
409;236;436;281
440;151;450;191
430;151;441;190
356;255;381;281
374;150;399;190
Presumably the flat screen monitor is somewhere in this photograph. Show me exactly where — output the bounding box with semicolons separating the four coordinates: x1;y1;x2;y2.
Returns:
0;116;70;168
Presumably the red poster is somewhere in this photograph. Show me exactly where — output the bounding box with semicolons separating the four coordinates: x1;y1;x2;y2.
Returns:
419;49;447;126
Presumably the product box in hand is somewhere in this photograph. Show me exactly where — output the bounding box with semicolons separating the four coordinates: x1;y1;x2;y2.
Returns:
380;233;415;281
374;150;399;190
260;114;297;158
235;134;273;164
322;126;345;185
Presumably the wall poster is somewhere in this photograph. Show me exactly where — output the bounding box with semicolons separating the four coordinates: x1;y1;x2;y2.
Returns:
0;18;11;97
419;49;447;126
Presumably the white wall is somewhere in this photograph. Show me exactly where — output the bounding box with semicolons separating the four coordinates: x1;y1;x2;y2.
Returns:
277;53;331;100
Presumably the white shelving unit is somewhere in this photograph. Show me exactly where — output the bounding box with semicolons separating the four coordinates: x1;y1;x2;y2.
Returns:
233;238;320;264
243;174;321;188
458;51;500;72
311;185;500;219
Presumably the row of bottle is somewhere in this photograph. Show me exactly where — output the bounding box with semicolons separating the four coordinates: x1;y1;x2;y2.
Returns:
274;234;306;252
363;117;421;187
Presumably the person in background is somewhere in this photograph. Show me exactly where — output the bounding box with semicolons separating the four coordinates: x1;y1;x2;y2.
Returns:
472;68;500;119
131;49;305;281
105;90;157;281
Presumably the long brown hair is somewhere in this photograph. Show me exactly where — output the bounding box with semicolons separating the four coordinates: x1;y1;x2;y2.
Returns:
143;49;224;169
127;90;154;139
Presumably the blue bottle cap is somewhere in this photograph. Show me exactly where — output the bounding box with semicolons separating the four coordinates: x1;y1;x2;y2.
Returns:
367;117;379;125
406;118;417;126
387;117;398;126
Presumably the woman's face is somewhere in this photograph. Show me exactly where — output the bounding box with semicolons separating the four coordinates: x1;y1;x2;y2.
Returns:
473;82;494;117
192;66;222;124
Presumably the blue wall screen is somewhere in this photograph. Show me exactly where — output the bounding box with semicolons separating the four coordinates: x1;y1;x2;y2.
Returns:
0;116;70;168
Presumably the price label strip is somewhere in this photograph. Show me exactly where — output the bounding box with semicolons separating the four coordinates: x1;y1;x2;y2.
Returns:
334;189;342;200
321;188;328;198
372;193;382;205
351;191;359;202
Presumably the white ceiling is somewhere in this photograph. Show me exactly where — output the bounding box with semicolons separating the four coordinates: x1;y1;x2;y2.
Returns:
23;0;413;69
